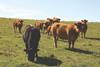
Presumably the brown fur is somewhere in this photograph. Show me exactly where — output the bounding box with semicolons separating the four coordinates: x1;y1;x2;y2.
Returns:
75;19;88;38
34;21;44;30
50;23;79;48
13;19;23;33
43;17;61;33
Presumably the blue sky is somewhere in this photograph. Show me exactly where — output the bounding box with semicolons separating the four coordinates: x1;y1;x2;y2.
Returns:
0;0;100;21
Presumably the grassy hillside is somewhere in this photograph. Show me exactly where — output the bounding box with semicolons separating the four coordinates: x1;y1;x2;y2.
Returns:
0;18;100;67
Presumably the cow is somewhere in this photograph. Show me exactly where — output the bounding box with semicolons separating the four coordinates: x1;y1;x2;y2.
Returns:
13;19;23;33
23;24;41;62
75;19;88;38
52;17;60;23
43;18;53;32
34;21;44;31
43;17;61;33
50;23;79;48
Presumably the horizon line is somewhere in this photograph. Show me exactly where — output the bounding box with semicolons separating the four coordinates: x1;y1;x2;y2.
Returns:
0;16;100;23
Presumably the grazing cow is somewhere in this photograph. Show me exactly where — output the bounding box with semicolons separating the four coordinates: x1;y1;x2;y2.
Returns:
75;19;88;38
23;24;41;61
50;23;79;48
13;19;23;33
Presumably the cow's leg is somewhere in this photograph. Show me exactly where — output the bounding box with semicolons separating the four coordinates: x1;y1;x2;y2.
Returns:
68;41;71;49
84;32;86;38
42;26;45;34
78;32;80;37
14;26;16;33
35;51;39;61
81;32;83;38
35;52;38;57
72;41;75;49
47;31;52;39
19;26;22;33
35;48;38;58
24;43;28;54
54;35;58;48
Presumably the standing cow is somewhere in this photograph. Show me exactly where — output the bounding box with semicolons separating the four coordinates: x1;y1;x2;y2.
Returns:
34;21;44;31
13;19;23;33
50;23;79;48
52;17;60;23
75;19;88;38
23;24;41;61
43;17;61;33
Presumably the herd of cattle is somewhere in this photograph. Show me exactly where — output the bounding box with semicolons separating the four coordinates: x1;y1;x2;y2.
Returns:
13;17;88;61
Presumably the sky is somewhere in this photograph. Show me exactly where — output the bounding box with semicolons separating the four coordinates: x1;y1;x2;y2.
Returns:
0;0;100;22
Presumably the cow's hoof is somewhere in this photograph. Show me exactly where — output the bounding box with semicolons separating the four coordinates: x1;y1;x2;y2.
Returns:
24;49;26;51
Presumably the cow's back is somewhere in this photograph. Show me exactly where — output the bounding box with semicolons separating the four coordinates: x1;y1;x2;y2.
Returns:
13;19;23;27
23;27;40;45
30;28;40;41
57;24;68;39
51;23;67;39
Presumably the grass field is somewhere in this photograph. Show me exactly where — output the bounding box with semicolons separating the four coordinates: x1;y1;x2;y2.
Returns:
0;18;100;67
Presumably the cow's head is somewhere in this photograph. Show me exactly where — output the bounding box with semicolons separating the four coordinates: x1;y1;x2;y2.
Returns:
74;22;83;32
81;19;88;24
46;18;54;24
19;19;23;25
53;17;60;23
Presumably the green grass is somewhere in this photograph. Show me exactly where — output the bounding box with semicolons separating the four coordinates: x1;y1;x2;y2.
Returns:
0;18;100;67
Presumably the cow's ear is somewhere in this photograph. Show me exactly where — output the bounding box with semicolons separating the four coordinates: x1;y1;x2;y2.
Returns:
20;20;23;22
84;19;88;24
86;20;88;22
81;20;84;22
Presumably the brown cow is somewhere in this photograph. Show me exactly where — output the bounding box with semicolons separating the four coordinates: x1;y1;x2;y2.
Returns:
43;17;61;33
50;23;79;48
75;19;88;38
34;21;44;31
52;17;60;23
13;19;23;33
43;18;54;31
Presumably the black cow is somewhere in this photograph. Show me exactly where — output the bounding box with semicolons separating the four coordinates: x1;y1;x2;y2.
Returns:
23;25;41;61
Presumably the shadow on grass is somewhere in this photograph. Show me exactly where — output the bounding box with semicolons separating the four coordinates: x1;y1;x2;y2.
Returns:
85;37;100;41
34;55;62;66
65;48;94;54
65;48;100;57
